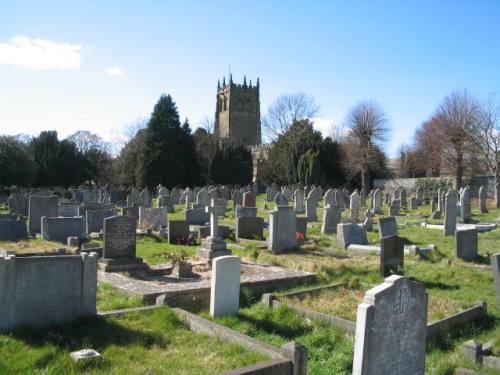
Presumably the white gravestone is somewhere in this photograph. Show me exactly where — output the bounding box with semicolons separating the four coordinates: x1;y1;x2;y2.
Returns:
210;255;241;318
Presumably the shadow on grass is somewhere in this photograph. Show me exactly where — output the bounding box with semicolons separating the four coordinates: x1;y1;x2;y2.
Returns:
427;314;498;352
236;311;311;340
11;315;169;352
420;280;460;291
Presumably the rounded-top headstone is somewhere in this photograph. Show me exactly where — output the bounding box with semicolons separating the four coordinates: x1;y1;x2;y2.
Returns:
242;191;256;208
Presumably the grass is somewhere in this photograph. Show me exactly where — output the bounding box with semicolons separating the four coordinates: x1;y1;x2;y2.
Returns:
96;283;144;312
0;237;68;253
0;307;268;375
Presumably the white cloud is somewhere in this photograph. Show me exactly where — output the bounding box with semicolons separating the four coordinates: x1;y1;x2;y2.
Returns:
311;117;334;138
0;36;82;70
105;66;124;76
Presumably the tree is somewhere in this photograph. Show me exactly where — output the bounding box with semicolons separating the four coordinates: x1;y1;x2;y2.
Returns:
345;100;389;195
433;90;480;189
136;94;200;189
193;127;218;184
115;129;145;186
413;116;444;177
471;95;500;207
262;93;319;182
0;136;35;187
210;140;253;185
298;149;321;186
318;137;345;187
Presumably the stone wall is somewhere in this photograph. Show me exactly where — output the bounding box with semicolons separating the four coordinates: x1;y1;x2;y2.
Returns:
0;253;97;331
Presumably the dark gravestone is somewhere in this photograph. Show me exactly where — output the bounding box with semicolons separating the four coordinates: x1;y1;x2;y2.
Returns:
380;235;405;277
236;217;264;239
455;228;478;261
8;192;28;215
0;216;28;241
41;216;85;242
378;216;398;239
491;253;500;304
122;206;139;221
86;210;114;234
167;220;190;244
242;191;256;208
78;203;114;217
28;195;58;233
337;223;368;249
100;216;145;272
109;189;127;204
296;217;307;239
58;202;79;217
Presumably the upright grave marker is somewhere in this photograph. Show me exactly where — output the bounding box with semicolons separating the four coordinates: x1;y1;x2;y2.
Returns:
491;253;500;304
353;275;427;375
210;255;241;318
380;235;404;277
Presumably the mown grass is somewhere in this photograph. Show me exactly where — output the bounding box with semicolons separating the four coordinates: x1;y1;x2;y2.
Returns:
96;282;144;312
0;307;268;375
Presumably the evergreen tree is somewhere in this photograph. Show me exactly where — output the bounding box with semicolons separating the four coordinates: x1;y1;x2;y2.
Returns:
211;140;253;185
298;148;321;186
0;136;35;187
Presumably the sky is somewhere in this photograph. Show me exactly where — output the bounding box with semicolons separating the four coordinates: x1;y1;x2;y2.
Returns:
1;0;499;156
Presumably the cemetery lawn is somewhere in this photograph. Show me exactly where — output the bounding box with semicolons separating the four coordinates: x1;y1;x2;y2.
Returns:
97;282;144;311
0;307;268;375
0;237;69;253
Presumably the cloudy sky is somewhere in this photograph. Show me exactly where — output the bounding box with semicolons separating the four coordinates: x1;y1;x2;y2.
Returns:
1;1;499;155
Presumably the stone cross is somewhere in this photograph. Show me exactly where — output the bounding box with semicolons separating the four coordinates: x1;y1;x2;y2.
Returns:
206;200;219;238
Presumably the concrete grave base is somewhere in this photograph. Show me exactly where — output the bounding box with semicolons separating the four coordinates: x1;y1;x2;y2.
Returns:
98;257;147;272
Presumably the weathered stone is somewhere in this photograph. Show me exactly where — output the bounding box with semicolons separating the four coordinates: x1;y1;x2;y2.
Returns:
337;223;368;249
380;235;405;277
58;202;80;217
353;275;427;375
185;205;209;225
102;216;136;259
8;192;28;215
455;228;478;261
268;206;297;253
416;187;423;206
305;198;318;222
0;216;27;241
491;253;500;304
86;209;114;233
321;204;341;234
138;206;168;230
274;192;288;206
41;216;85;242
235;205;257;218
210;256;241;318
460;186;472;223
122;206;139;221
242;191;256;208
349;190;360;223
0;252;97;331
294;189;305;214
236;217;264;239
372;189;382;214
444;190;457;236
409;197;418;210
479;186;488;214
378;216;398;238
28;195;58;233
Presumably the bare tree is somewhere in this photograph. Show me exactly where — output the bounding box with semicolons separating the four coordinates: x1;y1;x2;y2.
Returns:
329;122;349;143
199;116;215;134
345;100;389;195
471;95;500;207
262;93;319;142
434;90;480;189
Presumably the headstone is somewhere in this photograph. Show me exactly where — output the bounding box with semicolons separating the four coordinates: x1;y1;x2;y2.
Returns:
0;215;28;241
185;205;209;225
236;217;264;239
140;188;152;207
321;204;341;234
167;220;190;244
58;202;80;217
378;216;398;238
337;223;368;249
352;275;427;375
409;197;418;210
282;186;293;202
8;192;28;215
138;206;168;230
349;190;360;223
372;189;382;214
491;253;500;304
232;190;243;210
460;186;472;223
122;206;139;221
210;255;241;318
86;209;114;233
363;209;373;232
400;188;407;208
479;186;488;214
274;192;288;206
437;187;445;212
100;216;144;272
197;189;210;206
235;205;257;218
455;228;478;261
242;191;256;208
305;198;318;221
294;189;305;214
416;187;423;206
443;190;457;236
380;235;405;277
28;195;58;233
41;216;85;242
268;206;297;253
324;188;335;207
389;200;400;216
197;199;231;260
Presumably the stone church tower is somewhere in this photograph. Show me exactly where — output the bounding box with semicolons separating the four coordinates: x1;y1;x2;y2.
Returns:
214;75;261;146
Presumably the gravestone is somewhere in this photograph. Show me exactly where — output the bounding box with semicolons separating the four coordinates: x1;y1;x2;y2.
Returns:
437;187;445;212
353;275;427;375
197;189;210;206
28;195;58;233
321;204;341;234
210;255;241;318
460;186;472;223
232;190;243;210
400;188;407;208
242;191;256;208
378;216;398;238
41;216;85;242
185;205;209;225
491;253;500;304
236;216;264;239
235;205;257;218
274;192;288;206
349;190;361;223
416;187;423;206
8;192;28;215
86;209;114;233
197;200;231;260
409;197;418;210
305;198;318;221
100;216;145;272
140;188;152;207
282;186;293;202
213;198;228;217
363;209;373;232
167;220;190;244
372;189;382;214
138;206;168;230
0;216;28;241
380;235;405;277
455;228;478;261
122;206;139;221
443;190;457;236
479;186;488;214
337;223;368;249
58;202;80;217
294;189;305;214
268;205;297;253
389;200;400;216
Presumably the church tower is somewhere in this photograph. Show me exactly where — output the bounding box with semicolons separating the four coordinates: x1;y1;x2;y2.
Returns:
214;75;261;146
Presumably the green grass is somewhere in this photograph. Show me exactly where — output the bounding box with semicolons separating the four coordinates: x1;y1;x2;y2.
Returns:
0;307;268;375
96;283;145;312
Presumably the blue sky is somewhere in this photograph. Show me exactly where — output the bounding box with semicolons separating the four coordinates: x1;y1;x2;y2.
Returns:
1;1;499;156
